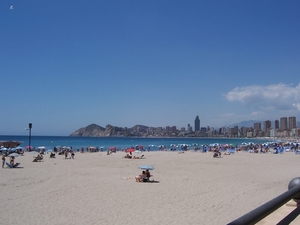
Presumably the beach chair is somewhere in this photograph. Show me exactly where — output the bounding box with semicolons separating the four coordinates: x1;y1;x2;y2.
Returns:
295;150;300;154
149;175;154;181
143;175;154;182
279;148;284;154
229;148;235;154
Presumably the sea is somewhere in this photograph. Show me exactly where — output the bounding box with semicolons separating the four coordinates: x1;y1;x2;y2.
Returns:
0;135;271;150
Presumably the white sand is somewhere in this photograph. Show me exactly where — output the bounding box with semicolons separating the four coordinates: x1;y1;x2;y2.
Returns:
1;151;300;225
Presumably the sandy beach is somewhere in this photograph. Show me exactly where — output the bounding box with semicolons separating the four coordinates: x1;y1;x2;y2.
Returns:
1;150;300;225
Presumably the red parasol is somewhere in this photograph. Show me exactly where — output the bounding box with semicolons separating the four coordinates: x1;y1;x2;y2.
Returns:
126;148;135;153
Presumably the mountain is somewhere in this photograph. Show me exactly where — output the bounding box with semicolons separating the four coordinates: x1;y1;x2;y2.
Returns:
69;124;105;137
229;120;262;128
69;123;152;137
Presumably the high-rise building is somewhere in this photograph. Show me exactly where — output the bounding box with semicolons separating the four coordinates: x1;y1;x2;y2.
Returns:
171;126;177;133
253;122;261;131
289;116;296;130
263;120;271;133
166;126;170;133
187;124;192;133
233;126;238;137
194;115;200;132
274;120;279;129
280;117;288;130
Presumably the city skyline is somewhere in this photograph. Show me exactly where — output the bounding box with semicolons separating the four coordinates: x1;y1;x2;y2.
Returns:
66;114;299;138
1;1;300;136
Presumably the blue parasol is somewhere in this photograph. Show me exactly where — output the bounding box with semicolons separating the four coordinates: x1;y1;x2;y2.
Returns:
139;165;155;170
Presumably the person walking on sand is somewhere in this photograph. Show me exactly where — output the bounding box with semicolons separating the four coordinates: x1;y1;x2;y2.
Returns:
65;150;68;159
2;155;5;168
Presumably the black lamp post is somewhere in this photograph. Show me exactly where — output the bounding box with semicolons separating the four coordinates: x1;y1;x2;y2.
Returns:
28;123;32;151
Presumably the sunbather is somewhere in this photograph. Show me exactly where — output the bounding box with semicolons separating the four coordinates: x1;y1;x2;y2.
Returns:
135;171;147;182
6;162;20;168
133;155;144;159
33;154;43;162
123;154;132;159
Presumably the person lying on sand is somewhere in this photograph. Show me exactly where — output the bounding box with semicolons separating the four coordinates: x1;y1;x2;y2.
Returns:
123;154;132;159
33;154;43;162
213;150;222;158
133;155;144;159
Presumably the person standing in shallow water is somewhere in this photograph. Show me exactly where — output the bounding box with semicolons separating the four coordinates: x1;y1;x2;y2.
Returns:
2;155;5;168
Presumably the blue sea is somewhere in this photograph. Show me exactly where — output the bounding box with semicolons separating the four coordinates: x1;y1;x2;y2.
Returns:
0;135;269;150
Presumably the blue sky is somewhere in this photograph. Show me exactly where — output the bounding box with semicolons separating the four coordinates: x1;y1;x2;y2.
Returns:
1;1;300;136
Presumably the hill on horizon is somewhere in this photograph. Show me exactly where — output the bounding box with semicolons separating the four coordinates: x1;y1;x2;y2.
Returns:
229;120;262;128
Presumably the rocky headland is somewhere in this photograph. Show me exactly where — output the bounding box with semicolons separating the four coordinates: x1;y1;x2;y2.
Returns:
69;123;152;137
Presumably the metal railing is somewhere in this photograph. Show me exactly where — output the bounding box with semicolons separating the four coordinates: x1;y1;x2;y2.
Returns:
227;177;300;225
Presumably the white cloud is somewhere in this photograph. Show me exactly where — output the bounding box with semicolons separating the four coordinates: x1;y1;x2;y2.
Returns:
224;83;300;111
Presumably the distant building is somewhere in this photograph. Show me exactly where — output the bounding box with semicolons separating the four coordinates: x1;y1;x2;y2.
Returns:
171;126;177;133
254;122;261;131
270;128;277;137
233;126;238;137
157;127;162;132
166;126;170;133
187;124;193;133
194;115;200;132
289;116;296;130
280;117;288;130
263;120;271;134
274;120;279;129
201;127;207;132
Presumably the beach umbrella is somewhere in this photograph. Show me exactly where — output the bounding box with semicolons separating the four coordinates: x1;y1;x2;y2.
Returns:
139;165;155;170
126;148;135;153
109;146;116;150
38;146;45;149
46;149;54;153
8;153;20;157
